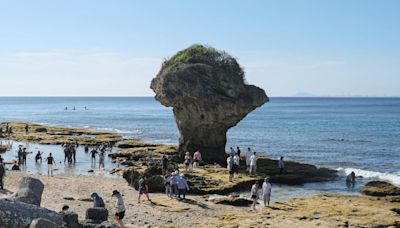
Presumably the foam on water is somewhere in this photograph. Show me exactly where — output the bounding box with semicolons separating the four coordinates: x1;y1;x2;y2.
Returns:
337;167;400;186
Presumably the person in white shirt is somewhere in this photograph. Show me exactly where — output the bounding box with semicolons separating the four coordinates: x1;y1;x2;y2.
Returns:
246;147;252;172
262;178;272;207
112;190;126;228
227;154;235;182
250;181;260;211
278;156;285;174
249;152;257;175
233;153;240;174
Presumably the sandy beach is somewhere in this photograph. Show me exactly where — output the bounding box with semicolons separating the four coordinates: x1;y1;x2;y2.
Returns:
2;171;399;228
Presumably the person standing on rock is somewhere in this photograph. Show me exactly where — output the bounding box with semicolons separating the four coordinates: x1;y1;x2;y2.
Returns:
262;178;272;207
138;176;150;203
162;155;169;175
112;190;126;228
0;159;6;190
193;150;202;168
184;152;193;172
233;153;240;174
46;153;55;177
249;152;257;175
25;124;29;134
246;148;252;172
227;154;235;182
278;156;285;174
250;181;260;211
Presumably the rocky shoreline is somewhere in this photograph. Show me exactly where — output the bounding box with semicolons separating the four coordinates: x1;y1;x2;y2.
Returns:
1;122;399;227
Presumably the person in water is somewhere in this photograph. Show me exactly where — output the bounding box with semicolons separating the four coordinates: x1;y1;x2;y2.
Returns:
346;171;356;188
138;176;150;203
91;192;105;208
90;148;98;163
99;151;105;169
35;151;42;163
112;190;126;228
46;153;55;177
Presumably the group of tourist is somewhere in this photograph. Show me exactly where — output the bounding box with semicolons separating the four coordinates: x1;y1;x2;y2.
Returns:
0;123;13;138
164;170;190;200
62;190;126;228
182;150;202;172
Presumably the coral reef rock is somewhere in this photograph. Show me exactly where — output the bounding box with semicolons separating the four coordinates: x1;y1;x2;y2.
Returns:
151;45;268;163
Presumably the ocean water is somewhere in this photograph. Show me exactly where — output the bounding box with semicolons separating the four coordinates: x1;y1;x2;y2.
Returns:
0;97;399;189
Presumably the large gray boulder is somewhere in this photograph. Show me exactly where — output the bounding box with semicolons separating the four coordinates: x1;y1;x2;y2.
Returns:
29;218;58;228
61;211;80;228
0;199;63;227
13;177;44;206
151;44;268;163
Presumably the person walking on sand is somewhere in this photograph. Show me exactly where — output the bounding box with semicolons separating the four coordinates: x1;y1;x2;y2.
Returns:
193;150;202;168
250;181;260;211
177;174;190;200
249;152;257;175
0;160;6;190
227;154;235;182
138;176;150;203
246;147;252;172
170;171;179;198
162;155;169;175
112;190;126;228
46;153;55;177
262;178;272;207
91;192;105;208
278;156;285;174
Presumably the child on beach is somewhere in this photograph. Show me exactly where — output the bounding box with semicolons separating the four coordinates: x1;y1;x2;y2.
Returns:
112;190;126;228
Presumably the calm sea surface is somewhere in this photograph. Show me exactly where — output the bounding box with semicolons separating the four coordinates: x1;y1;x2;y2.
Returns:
0;97;399;195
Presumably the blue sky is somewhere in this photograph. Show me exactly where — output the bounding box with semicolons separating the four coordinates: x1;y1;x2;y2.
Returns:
0;0;399;96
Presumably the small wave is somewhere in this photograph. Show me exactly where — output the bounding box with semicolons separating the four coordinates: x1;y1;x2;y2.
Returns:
94;127;143;135
324;138;372;143
337;167;400;186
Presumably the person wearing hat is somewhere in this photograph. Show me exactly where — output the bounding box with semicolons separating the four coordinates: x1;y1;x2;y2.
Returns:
91;192;105;208
112;190;126;228
262;177;272;207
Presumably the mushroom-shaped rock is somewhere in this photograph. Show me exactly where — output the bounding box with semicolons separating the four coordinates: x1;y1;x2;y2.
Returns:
151;45;268;163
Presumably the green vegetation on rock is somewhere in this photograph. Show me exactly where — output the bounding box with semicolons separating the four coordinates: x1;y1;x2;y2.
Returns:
162;44;244;80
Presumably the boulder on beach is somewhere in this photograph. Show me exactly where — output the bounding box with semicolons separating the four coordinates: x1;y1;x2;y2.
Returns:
210;196;253;206
13;177;44;206
0;199;63;227
0;145;8;153
151;44;268;164
361;181;400;196
29;218;58;228
85;207;108;223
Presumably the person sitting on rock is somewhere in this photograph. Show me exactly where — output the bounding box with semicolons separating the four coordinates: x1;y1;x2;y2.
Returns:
262;178;272;207
250;181;260;211
193;150;202;168
278;156;285;174
184;152;192;172
177;174;190;200
112;190;126;228
249;152;257;175
138;176;150;203
227;154;235;182
11;160;20;171
91;192;105;208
